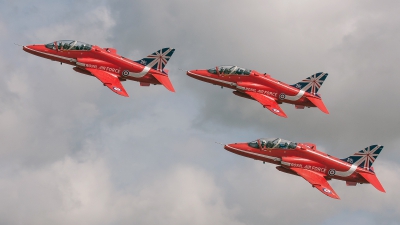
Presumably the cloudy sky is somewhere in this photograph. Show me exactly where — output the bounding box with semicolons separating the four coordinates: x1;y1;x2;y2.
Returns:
1;0;400;224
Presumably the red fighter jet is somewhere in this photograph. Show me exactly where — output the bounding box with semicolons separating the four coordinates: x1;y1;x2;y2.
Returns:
223;138;385;199
23;40;176;97
187;66;329;118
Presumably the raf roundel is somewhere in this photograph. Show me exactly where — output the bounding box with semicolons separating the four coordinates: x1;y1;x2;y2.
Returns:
323;188;331;194
113;87;121;92
328;169;336;176
122;70;130;77
279;93;286;100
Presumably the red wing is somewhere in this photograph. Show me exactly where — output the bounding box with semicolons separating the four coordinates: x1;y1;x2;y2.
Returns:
86;68;129;97
306;96;329;114
291;167;340;199
152;72;175;92
245;91;287;118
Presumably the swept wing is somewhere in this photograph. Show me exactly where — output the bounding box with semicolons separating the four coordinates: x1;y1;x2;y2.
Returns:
291;167;340;199
86;68;129;97
245;91;287;118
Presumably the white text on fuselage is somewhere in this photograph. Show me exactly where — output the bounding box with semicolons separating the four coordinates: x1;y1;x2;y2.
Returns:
289;163;326;173
244;87;277;97
85;64;120;74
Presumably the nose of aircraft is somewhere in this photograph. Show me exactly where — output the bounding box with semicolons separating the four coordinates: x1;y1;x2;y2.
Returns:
22;44;41;54
224;144;231;151
186;69;210;77
22;45;31;52
224;143;245;153
186;70;199;78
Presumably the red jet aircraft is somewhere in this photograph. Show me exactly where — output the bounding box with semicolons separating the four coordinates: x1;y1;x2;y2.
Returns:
23;40;176;97
224;138;385;199
187;66;329;118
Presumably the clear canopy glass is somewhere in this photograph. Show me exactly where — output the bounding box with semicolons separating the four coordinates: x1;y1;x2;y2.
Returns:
248;138;297;149
45;40;92;51
208;65;251;75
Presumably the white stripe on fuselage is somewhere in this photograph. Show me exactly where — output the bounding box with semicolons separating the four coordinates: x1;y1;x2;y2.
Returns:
129;66;151;78
24;46;76;62
269;80;306;101
226;145;357;177
188;72;234;86
188;71;306;101
99;50;152;77
302;149;357;177
283;89;305;101
25;46;153;78
335;165;357;177
225;145;281;161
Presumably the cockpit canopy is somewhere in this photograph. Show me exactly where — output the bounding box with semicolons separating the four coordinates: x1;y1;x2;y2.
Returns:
248;138;297;149
208;65;252;75
45;40;92;51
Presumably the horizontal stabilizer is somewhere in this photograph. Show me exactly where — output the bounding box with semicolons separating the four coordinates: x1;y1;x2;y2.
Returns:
306;96;329;114
359;172;386;192
152;72;175;92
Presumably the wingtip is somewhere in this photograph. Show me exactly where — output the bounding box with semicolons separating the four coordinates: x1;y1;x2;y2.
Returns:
168;86;176;93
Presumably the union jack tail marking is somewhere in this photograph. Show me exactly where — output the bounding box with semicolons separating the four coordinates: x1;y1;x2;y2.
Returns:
340;145;383;171
291;72;328;94
135;48;175;73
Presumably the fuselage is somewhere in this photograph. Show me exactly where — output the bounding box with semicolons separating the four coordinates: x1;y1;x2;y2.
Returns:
23;41;160;85
224;138;374;183
187;67;316;107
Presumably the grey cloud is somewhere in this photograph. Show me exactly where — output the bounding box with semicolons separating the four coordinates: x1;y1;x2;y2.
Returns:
0;154;243;225
1;0;400;224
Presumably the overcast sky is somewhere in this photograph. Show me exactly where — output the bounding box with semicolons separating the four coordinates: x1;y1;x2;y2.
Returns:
1;0;400;224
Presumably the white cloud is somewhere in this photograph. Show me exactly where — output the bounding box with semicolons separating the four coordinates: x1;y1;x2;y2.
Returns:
220;158;400;225
0;154;242;225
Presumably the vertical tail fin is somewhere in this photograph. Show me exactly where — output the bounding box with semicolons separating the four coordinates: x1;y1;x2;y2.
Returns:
341;145;385;193
291;72;328;94
135;48;175;73
340;145;383;170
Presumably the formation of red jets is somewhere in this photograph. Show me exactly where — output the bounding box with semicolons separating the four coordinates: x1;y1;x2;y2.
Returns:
23;40;385;199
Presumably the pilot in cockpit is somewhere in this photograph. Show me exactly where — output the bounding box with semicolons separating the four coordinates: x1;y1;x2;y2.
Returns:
266;141;273;148
260;140;266;148
279;142;288;149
